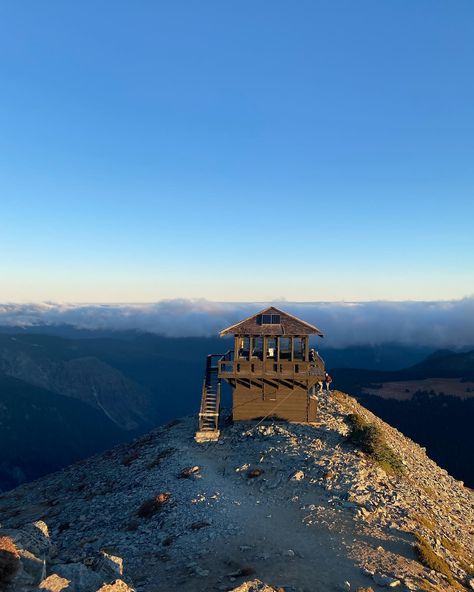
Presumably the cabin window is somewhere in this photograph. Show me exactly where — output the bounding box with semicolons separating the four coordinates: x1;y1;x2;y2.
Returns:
258;314;281;325
238;336;250;360
279;337;291;360
251;336;263;360
266;337;277;359
293;337;305;361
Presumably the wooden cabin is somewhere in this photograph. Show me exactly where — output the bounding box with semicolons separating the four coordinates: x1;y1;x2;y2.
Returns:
195;306;325;442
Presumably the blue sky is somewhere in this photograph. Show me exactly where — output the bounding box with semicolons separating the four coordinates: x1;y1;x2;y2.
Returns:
0;1;473;302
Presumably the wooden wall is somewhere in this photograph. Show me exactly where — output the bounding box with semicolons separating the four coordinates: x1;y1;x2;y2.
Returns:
232;383;317;422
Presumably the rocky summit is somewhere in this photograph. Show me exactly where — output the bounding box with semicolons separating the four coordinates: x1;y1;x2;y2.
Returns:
0;391;473;592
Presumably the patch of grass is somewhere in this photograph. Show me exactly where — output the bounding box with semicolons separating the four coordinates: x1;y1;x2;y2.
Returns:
346;413;404;476
418;579;438;592
0;536;20;586
441;538;464;556
414;513;437;532
421;484;437;498
414;534;460;589
441;538;474;576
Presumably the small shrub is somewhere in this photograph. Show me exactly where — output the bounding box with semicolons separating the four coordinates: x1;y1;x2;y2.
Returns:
0;536;20;585
346;413;404;476
441;537;464;556
420;484;436;498
414;513;437;532
441;538;474;575
137;492;171;518
414;534;457;587
247;468;264;479
147;447;176;470
122;450;141;466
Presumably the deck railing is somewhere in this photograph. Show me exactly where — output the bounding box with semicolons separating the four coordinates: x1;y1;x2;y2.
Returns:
218;351;325;380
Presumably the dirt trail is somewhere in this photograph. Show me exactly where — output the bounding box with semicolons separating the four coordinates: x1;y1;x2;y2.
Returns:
142;421;385;592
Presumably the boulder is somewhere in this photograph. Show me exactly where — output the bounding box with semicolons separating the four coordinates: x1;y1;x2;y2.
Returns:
229;580;280;592
92;551;123;578
372;573;401;587
39;574;71;591
53;563;103;592
17;548;44;583
96;580;135;592
1;521;51;559
0;535;20;586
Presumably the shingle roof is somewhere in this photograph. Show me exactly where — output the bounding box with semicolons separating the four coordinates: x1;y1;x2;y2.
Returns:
219;306;324;337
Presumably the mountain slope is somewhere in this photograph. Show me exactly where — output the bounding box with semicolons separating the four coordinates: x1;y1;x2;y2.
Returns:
0;374;129;492
332;350;474;487
1;392;472;592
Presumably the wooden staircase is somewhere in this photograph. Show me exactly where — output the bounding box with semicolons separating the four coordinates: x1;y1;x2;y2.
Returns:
195;354;222;442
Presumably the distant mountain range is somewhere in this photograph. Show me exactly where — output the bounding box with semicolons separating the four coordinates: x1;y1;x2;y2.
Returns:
0;325;472;491
332;349;474;487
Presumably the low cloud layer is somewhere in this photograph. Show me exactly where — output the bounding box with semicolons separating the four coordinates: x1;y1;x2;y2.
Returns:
0;298;473;348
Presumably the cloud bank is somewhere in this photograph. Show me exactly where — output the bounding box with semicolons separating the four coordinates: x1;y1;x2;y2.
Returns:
0;298;473;348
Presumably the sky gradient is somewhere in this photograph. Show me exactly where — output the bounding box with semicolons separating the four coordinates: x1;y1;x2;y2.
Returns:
1;1;473;302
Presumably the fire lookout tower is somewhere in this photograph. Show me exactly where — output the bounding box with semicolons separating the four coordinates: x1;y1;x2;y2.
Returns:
195;306;325;442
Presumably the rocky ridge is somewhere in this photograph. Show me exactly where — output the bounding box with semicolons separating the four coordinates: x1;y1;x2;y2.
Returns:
0;391;473;592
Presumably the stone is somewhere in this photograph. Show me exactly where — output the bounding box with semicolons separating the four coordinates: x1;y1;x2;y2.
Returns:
95;551;123;577
228;579;280;591
39;574;71;591
179;466;201;479
96;580;135;592
290;470;305;481
372;573;400;587
18;548;44;582
53;563;103;592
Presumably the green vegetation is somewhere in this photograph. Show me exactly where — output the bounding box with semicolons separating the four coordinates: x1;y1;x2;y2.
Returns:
0;536;20;586
414;513;437;532
414;534;461;589
346;413;404;475
441;538;474;576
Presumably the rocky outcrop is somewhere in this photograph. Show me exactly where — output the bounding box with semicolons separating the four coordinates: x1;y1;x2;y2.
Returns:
0;391;472;591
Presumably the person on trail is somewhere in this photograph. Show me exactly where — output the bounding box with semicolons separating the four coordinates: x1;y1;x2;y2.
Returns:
324;372;332;393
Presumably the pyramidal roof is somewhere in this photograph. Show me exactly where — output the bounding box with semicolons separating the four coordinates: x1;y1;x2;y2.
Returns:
219;306;324;337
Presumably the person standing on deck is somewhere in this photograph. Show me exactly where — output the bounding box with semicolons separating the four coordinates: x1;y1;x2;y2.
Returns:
324;372;332;393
